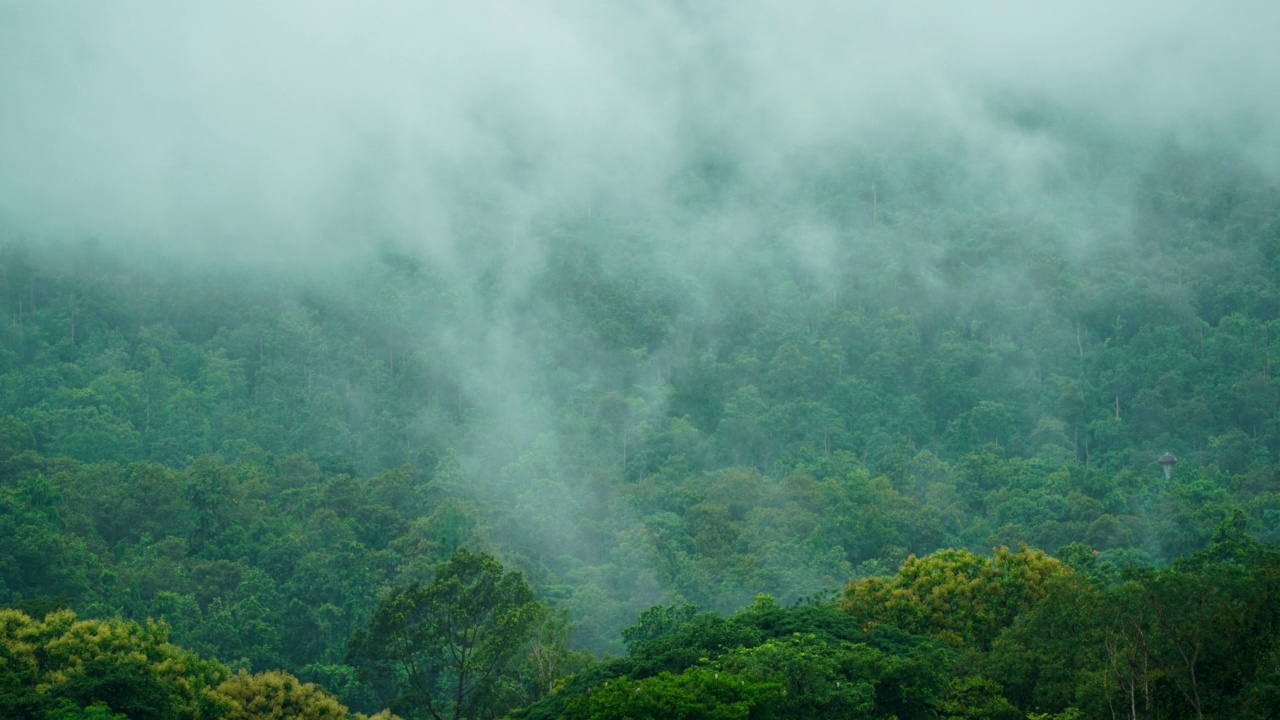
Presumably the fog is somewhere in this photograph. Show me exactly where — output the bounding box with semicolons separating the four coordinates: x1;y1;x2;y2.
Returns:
4;1;1277;266
3;0;1278;643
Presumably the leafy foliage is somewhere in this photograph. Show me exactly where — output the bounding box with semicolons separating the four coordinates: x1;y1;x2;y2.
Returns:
1;99;1280;716
346;549;541;720
0;608;396;720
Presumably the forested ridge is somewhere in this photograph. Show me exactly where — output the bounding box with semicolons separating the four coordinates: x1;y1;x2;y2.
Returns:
2;101;1280;719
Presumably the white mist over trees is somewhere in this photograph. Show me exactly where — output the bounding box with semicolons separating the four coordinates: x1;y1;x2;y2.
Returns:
2;3;1280;718
3;1;1278;258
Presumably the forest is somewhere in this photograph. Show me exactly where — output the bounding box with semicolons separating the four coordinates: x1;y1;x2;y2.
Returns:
3;2;1280;719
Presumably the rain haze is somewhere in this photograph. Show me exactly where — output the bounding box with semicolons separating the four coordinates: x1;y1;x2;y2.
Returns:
4;1;1278;263
2;0;1279;665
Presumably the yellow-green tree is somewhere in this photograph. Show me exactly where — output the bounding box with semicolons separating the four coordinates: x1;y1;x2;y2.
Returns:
1;608;398;720
842;546;1068;649
0;608;231;719
217;670;348;720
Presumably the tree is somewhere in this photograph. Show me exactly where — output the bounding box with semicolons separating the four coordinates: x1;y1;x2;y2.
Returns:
217;669;349;720
621;603;700;656
562;668;781;720
346;549;541;720
717;634;882;718
842;546;1068;649
0;416;35;463
526;606;572;697
0;608;232;720
939;676;1021;720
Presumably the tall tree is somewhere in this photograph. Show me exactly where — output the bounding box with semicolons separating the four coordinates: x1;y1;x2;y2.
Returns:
347;549;541;720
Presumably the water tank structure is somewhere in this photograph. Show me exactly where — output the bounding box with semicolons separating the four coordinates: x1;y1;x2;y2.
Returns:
1157;451;1177;480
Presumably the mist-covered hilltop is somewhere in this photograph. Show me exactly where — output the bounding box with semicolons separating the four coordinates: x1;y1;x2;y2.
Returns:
3;2;1280;719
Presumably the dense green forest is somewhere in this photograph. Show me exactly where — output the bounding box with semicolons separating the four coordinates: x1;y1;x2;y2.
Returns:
4;2;1280;718
3;106;1280;717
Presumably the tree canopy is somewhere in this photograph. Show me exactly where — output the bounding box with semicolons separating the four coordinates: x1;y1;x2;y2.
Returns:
0;85;1279;719
347;549;541;720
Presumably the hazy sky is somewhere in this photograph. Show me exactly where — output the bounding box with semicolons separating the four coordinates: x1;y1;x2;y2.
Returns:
2;1;1277;267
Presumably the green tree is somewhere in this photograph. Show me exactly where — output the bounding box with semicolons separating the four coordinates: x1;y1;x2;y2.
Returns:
562;668;781;720
939;676;1020;720
346;549;541;720
526;605;573;698
0;416;35;463
621;603;700;655
717;634;881;718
